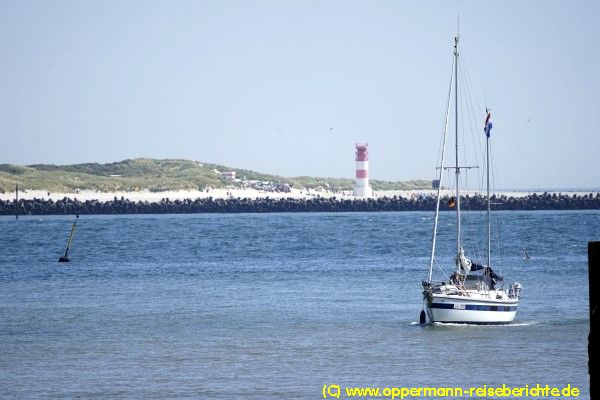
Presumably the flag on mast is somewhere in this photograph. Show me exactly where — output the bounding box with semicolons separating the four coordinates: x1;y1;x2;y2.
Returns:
484;110;493;138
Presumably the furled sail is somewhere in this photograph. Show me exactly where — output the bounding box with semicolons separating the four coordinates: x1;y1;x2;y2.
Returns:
458;247;472;272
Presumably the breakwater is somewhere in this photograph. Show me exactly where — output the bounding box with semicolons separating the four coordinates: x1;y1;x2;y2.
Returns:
1;192;599;215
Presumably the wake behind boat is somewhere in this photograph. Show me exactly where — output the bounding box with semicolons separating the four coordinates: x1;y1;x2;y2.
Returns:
420;35;522;325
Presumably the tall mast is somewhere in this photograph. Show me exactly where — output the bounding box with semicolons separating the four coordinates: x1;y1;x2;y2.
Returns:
454;35;461;268
486;121;491;268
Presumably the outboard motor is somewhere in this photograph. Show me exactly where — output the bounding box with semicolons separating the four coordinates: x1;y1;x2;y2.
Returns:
509;282;523;299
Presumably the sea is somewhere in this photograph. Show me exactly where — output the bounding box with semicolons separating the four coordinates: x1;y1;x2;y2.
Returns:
0;210;596;399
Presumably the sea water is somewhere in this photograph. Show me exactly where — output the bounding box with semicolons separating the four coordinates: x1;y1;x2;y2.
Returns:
0;210;595;398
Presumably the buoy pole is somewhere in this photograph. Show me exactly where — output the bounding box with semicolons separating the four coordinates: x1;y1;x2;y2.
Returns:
15;185;18;220
58;215;79;262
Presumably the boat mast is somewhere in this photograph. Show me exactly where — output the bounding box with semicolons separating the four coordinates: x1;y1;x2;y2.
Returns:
486;119;491;268
454;35;461;269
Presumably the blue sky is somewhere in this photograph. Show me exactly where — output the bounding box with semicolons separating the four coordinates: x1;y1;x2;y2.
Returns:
1;0;598;189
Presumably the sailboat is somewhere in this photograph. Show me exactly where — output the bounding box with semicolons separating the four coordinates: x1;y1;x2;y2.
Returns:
421;36;522;324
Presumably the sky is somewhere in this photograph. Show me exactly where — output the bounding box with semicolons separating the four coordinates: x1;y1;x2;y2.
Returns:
1;0;598;189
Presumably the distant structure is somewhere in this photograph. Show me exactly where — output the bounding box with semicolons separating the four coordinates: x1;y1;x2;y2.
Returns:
353;143;372;198
221;171;236;181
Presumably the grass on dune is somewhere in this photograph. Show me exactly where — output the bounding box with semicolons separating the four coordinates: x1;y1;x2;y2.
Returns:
0;158;432;193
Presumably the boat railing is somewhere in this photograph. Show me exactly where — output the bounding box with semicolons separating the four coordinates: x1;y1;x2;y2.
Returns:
436;283;471;297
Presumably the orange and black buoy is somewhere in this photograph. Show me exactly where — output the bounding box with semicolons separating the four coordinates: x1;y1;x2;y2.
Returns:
58;215;79;262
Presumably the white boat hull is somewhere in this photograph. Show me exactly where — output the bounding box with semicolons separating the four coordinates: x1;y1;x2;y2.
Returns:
426;293;518;324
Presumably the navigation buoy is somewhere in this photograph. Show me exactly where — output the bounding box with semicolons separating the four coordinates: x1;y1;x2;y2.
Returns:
58;215;79;262
419;309;427;325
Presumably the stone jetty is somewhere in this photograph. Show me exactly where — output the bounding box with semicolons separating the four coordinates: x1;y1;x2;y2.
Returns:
1;192;599;215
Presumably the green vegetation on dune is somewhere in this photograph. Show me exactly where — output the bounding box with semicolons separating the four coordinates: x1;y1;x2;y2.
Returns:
0;158;432;193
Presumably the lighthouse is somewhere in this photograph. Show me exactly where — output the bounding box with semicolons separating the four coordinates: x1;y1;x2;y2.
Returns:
353;143;372;198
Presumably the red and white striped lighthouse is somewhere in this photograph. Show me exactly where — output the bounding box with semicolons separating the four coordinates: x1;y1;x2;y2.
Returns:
353;143;372;197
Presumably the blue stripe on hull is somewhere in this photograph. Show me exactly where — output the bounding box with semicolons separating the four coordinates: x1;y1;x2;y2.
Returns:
433;321;515;325
430;303;517;312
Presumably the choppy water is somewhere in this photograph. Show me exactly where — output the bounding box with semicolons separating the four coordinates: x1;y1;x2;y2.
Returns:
0;211;596;398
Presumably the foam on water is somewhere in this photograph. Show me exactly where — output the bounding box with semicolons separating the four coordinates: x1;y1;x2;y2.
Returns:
410;320;539;327
430;321;540;327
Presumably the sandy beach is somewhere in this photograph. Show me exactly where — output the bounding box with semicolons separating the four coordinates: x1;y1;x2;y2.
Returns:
0;188;342;203
1;188;595;203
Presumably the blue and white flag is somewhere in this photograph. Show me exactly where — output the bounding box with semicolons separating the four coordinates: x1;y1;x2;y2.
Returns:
484;111;493;138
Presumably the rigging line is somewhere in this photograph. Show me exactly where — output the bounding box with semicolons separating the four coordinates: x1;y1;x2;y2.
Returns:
494;215;502;270
446;168;454;202
428;58;455;281
434;131;444;179
468;83;485;185
458;72;474;244
487;139;504;275
490;133;501;246
458;57;484;183
458;64;481;186
459;57;486;182
490;144;506;274
458;172;477;262
465;102;488;260
435;258;451;282
493;214;503;285
458;63;487;263
458;58;488;261
466;100;479;198
488;143;498;271
459;76;468;190
434;58;456;179
460;53;486;119
465;172;485;263
468;74;486;197
490;132;501;191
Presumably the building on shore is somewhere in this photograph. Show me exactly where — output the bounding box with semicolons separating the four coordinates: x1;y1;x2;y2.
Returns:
221;171;236;181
